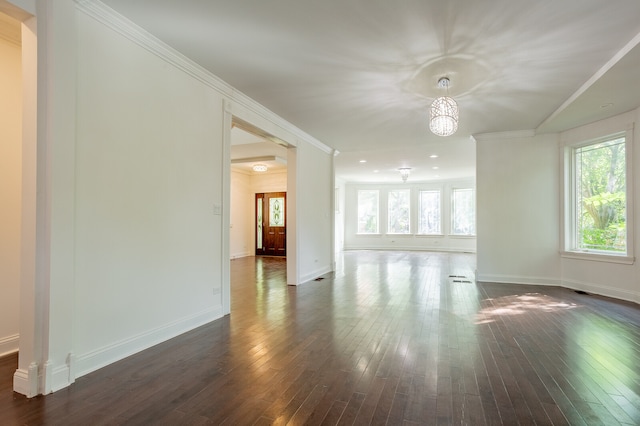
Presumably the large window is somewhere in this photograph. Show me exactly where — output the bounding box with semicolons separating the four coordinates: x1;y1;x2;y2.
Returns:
451;188;475;236
418;190;441;234
570;135;627;253
357;190;379;234
388;189;410;234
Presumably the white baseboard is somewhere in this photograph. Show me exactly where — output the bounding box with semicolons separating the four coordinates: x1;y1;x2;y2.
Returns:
477;274;639;304
343;246;476;253
562;278;639;304
75;306;223;379
299;265;333;285
230;251;252;259
49;358;74;393
0;333;19;357
476;273;560;287
13;362;38;398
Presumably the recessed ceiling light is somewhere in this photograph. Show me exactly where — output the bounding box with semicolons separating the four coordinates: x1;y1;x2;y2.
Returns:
432;166;439;170
430;154;438;159
359;159;367;163
373;170;379;173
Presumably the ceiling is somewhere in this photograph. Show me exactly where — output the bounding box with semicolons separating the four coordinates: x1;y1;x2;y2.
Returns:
102;0;640;183
0;8;20;45
230;126;288;175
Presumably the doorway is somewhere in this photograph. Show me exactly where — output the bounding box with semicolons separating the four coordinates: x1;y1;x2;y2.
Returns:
256;192;286;256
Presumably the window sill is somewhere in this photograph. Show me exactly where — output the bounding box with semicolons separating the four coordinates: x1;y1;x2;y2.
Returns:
561;251;635;265
450;234;476;239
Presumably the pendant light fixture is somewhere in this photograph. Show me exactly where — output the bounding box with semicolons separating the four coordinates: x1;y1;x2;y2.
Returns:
429;77;458;137
398;167;411;183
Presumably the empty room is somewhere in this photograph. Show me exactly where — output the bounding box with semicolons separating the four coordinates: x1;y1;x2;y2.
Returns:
1;0;639;424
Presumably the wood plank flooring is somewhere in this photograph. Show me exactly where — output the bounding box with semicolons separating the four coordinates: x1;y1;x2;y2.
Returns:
1;250;640;425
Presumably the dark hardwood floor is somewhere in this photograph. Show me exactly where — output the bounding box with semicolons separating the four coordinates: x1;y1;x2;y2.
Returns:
2;251;640;425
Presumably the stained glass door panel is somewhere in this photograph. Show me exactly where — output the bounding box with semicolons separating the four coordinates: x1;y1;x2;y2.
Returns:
255;192;286;256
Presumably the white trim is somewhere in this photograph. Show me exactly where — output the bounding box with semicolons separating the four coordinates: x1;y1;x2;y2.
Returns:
299;265;333;285
15;10;40;398
49;361;71;393
13;362;38;398
562;278;640;304
476;273;639;305
476;274;561;287
344;246;477;253
221;99;232;316
0;334;19;357
73;0;332;155
42;360;53;394
561;126;634;260
540;31;640;130
230;251;253;260
75;306;222;378
472;129;536;142
561;251;635;265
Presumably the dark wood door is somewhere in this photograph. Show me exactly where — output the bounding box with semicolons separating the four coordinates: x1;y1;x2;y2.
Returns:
255;192;286;256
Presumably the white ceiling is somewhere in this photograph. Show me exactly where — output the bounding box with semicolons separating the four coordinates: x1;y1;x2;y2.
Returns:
230;126;288;175
102;0;640;183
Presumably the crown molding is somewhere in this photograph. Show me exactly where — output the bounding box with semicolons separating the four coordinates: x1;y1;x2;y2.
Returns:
74;0;333;155
472;129;536;142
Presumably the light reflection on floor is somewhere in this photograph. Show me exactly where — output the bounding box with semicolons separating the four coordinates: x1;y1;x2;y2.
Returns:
475;292;580;324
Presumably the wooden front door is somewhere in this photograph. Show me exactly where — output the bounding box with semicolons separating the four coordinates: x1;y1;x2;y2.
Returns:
256;192;286;256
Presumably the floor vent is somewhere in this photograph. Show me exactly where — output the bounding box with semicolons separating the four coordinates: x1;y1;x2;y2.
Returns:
452;279;473;283
314;277;325;281
575;290;589;295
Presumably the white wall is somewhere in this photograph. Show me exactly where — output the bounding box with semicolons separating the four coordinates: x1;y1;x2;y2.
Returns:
230;170;253;259
343;180;477;253
476;111;640;304
559;109;639;303
0;32;21;356
73;8;226;376
296;142;334;282
476;132;561;285
229;169;287;259
252;170;287;194
14;0;336;396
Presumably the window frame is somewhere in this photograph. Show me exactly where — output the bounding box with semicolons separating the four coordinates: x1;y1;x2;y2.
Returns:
417;189;442;235
562;126;634;264
387;188;411;234
356;189;380;235
450;187;476;237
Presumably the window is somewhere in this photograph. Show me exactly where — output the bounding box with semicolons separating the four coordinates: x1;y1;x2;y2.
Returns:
388;189;410;234
418;190;441;234
569;135;627;254
269;197;285;227
357;190;379;234
451;188;475;235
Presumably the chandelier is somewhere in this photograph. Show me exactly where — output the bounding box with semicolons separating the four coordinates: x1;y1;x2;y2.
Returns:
429;77;458;137
398;167;411;183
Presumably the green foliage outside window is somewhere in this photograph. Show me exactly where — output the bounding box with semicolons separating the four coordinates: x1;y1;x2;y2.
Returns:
576;138;626;252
